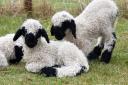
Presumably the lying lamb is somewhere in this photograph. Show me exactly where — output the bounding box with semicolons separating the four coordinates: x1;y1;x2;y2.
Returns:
51;0;118;63
13;19;89;77
0;34;23;67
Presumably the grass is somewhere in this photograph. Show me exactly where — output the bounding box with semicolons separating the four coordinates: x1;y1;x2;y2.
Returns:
0;15;128;85
0;0;128;84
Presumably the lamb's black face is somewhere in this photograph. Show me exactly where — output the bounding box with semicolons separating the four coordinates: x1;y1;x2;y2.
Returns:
51;26;65;40
20;27;40;48
25;33;38;48
51;19;76;40
13;27;50;48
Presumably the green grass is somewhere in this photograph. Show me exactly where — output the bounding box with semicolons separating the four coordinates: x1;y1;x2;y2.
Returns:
0;0;128;84
0;15;128;85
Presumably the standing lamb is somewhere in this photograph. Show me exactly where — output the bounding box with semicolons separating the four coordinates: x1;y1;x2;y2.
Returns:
13;19;89;77
51;0;118;63
0;34;23;67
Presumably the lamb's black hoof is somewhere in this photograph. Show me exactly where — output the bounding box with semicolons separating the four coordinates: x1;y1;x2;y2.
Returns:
41;67;57;77
100;50;112;64
76;66;86;76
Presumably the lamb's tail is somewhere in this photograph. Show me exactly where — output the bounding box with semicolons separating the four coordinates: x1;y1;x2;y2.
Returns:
41;64;88;77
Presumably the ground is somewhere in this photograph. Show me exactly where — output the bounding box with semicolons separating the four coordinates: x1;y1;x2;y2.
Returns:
0;15;128;85
0;0;128;84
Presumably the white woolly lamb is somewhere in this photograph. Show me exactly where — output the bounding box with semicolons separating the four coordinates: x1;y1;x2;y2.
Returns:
51;0;118;63
13;19;89;77
0;34;23;67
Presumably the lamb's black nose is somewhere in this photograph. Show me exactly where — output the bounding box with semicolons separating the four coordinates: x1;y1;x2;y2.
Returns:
26;33;35;41
25;33;37;48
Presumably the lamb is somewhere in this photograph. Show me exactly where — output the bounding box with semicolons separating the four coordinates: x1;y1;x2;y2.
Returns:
13;19;89;77
50;0;118;63
0;34;23;67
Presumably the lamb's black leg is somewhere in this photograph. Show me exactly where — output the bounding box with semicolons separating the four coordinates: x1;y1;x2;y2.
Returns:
87;37;104;61
40;67;57;77
87;44;104;61
9;45;23;64
41;65;87;77
100;32;116;63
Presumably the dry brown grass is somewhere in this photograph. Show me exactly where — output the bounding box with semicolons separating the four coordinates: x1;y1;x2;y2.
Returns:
0;0;128;19
0;5;22;16
0;1;24;16
117;0;128;19
0;0;55;18
33;0;55;19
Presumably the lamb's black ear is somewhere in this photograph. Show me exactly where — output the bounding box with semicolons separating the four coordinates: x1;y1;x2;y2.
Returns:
13;28;24;41
50;25;55;36
70;20;76;39
38;29;50;43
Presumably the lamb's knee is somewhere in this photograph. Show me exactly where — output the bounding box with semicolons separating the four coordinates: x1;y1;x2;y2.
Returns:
25;62;43;73
9;45;23;64
0;54;9;67
100;32;116;63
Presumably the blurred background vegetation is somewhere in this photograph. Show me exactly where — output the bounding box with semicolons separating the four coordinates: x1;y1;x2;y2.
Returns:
0;0;128;19
0;1;128;84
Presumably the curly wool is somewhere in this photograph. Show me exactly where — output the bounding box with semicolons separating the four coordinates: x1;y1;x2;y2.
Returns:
15;19;89;77
0;34;23;67
24;38;89;77
51;0;118;63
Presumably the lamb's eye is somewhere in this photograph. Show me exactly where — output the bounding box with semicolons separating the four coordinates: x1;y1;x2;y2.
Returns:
24;30;27;35
35;30;41;39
